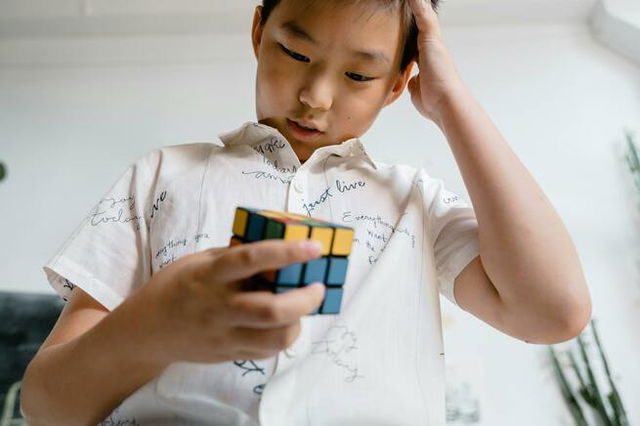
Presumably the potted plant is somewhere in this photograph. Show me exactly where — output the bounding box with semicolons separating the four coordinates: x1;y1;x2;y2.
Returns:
548;318;629;426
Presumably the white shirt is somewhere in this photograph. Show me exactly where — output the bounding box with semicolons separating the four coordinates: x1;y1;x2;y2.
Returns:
43;121;480;425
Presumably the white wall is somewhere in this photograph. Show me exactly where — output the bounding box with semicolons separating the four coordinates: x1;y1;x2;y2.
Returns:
432;23;640;426
1;9;639;426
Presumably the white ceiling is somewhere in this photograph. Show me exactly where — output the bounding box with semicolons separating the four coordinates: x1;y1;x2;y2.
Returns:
0;0;601;38
438;0;600;26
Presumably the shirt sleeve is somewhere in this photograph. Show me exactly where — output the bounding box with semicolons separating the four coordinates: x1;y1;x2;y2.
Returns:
422;171;481;308
42;149;160;311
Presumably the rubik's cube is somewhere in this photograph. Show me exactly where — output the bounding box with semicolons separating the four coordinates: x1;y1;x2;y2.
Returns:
229;206;354;315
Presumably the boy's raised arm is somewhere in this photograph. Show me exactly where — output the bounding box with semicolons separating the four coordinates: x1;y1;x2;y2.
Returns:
407;0;591;343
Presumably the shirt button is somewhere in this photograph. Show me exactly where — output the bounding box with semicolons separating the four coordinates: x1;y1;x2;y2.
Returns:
293;181;303;193
284;346;296;358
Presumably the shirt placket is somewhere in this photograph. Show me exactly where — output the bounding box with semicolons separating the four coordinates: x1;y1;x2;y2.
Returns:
262;322;309;425
274;320;310;373
287;167;308;216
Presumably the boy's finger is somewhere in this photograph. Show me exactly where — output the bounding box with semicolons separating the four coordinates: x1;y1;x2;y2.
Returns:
231;322;300;355
207;239;324;285
226;282;326;328
408;0;441;38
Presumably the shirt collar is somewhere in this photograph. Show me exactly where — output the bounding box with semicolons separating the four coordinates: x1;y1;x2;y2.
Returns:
218;121;378;170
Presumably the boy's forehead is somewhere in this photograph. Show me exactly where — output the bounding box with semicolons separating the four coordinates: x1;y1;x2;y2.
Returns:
274;0;399;24
269;0;404;60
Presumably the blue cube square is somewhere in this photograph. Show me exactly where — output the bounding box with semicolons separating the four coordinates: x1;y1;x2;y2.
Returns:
321;287;343;314
302;258;328;284
277;262;303;285
326;257;348;285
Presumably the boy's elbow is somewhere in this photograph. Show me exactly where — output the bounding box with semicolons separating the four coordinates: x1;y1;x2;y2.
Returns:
562;303;592;342
541;284;593;345
20;360;70;426
529;303;592;345
20;363;45;426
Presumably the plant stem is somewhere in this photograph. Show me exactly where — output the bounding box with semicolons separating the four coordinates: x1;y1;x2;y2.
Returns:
590;319;629;426
577;334;613;426
548;346;589;426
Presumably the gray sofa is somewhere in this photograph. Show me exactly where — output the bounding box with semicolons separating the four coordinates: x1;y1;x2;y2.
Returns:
0;291;65;424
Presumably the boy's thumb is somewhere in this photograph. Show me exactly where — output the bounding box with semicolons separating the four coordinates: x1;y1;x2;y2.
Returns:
308;282;326;302
309;282;325;292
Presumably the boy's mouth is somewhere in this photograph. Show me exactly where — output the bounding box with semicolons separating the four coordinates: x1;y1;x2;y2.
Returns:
286;118;325;142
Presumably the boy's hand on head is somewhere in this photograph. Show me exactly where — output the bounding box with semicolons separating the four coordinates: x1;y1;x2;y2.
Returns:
136;239;326;364
407;0;466;122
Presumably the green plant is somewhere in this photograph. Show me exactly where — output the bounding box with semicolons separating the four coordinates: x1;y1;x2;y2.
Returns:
548;319;629;426
0;381;27;426
624;129;640;193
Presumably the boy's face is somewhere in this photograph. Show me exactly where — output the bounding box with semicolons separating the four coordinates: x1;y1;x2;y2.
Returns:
251;0;413;162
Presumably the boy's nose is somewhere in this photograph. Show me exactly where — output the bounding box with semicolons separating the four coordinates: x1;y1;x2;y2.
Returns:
298;76;333;112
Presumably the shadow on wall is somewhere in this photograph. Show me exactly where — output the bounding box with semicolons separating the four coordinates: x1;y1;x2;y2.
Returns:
0;292;65;424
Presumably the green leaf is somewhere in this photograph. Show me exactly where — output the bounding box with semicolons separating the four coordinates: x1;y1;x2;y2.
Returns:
577;335;613;426
590;319;629;425
579;385;597;407
568;350;588;392
548;346;589;425
626;132;640;171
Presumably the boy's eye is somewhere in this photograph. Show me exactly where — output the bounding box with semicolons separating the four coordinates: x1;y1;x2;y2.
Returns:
278;43;310;63
277;42;374;82
345;72;374;82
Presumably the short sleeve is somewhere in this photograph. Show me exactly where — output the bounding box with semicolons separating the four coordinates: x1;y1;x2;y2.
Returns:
422;172;480;308
42;149;160;311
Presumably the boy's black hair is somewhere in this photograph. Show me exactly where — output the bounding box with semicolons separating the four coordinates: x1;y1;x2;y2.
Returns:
259;0;441;72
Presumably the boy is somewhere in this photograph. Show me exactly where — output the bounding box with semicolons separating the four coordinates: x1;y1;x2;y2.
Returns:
21;0;592;425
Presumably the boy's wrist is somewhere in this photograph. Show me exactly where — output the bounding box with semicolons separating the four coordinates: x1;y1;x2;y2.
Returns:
431;83;472;131
109;283;179;368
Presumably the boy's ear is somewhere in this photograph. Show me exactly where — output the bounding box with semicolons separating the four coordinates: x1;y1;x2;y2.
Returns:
251;6;264;60
383;61;415;107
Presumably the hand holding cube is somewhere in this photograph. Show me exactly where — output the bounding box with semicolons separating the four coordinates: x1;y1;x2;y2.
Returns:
230;206;354;315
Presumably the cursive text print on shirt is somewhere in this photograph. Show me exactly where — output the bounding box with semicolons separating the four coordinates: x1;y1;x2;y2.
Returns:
233;360;268;397
309;321;365;383
89;195;143;230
